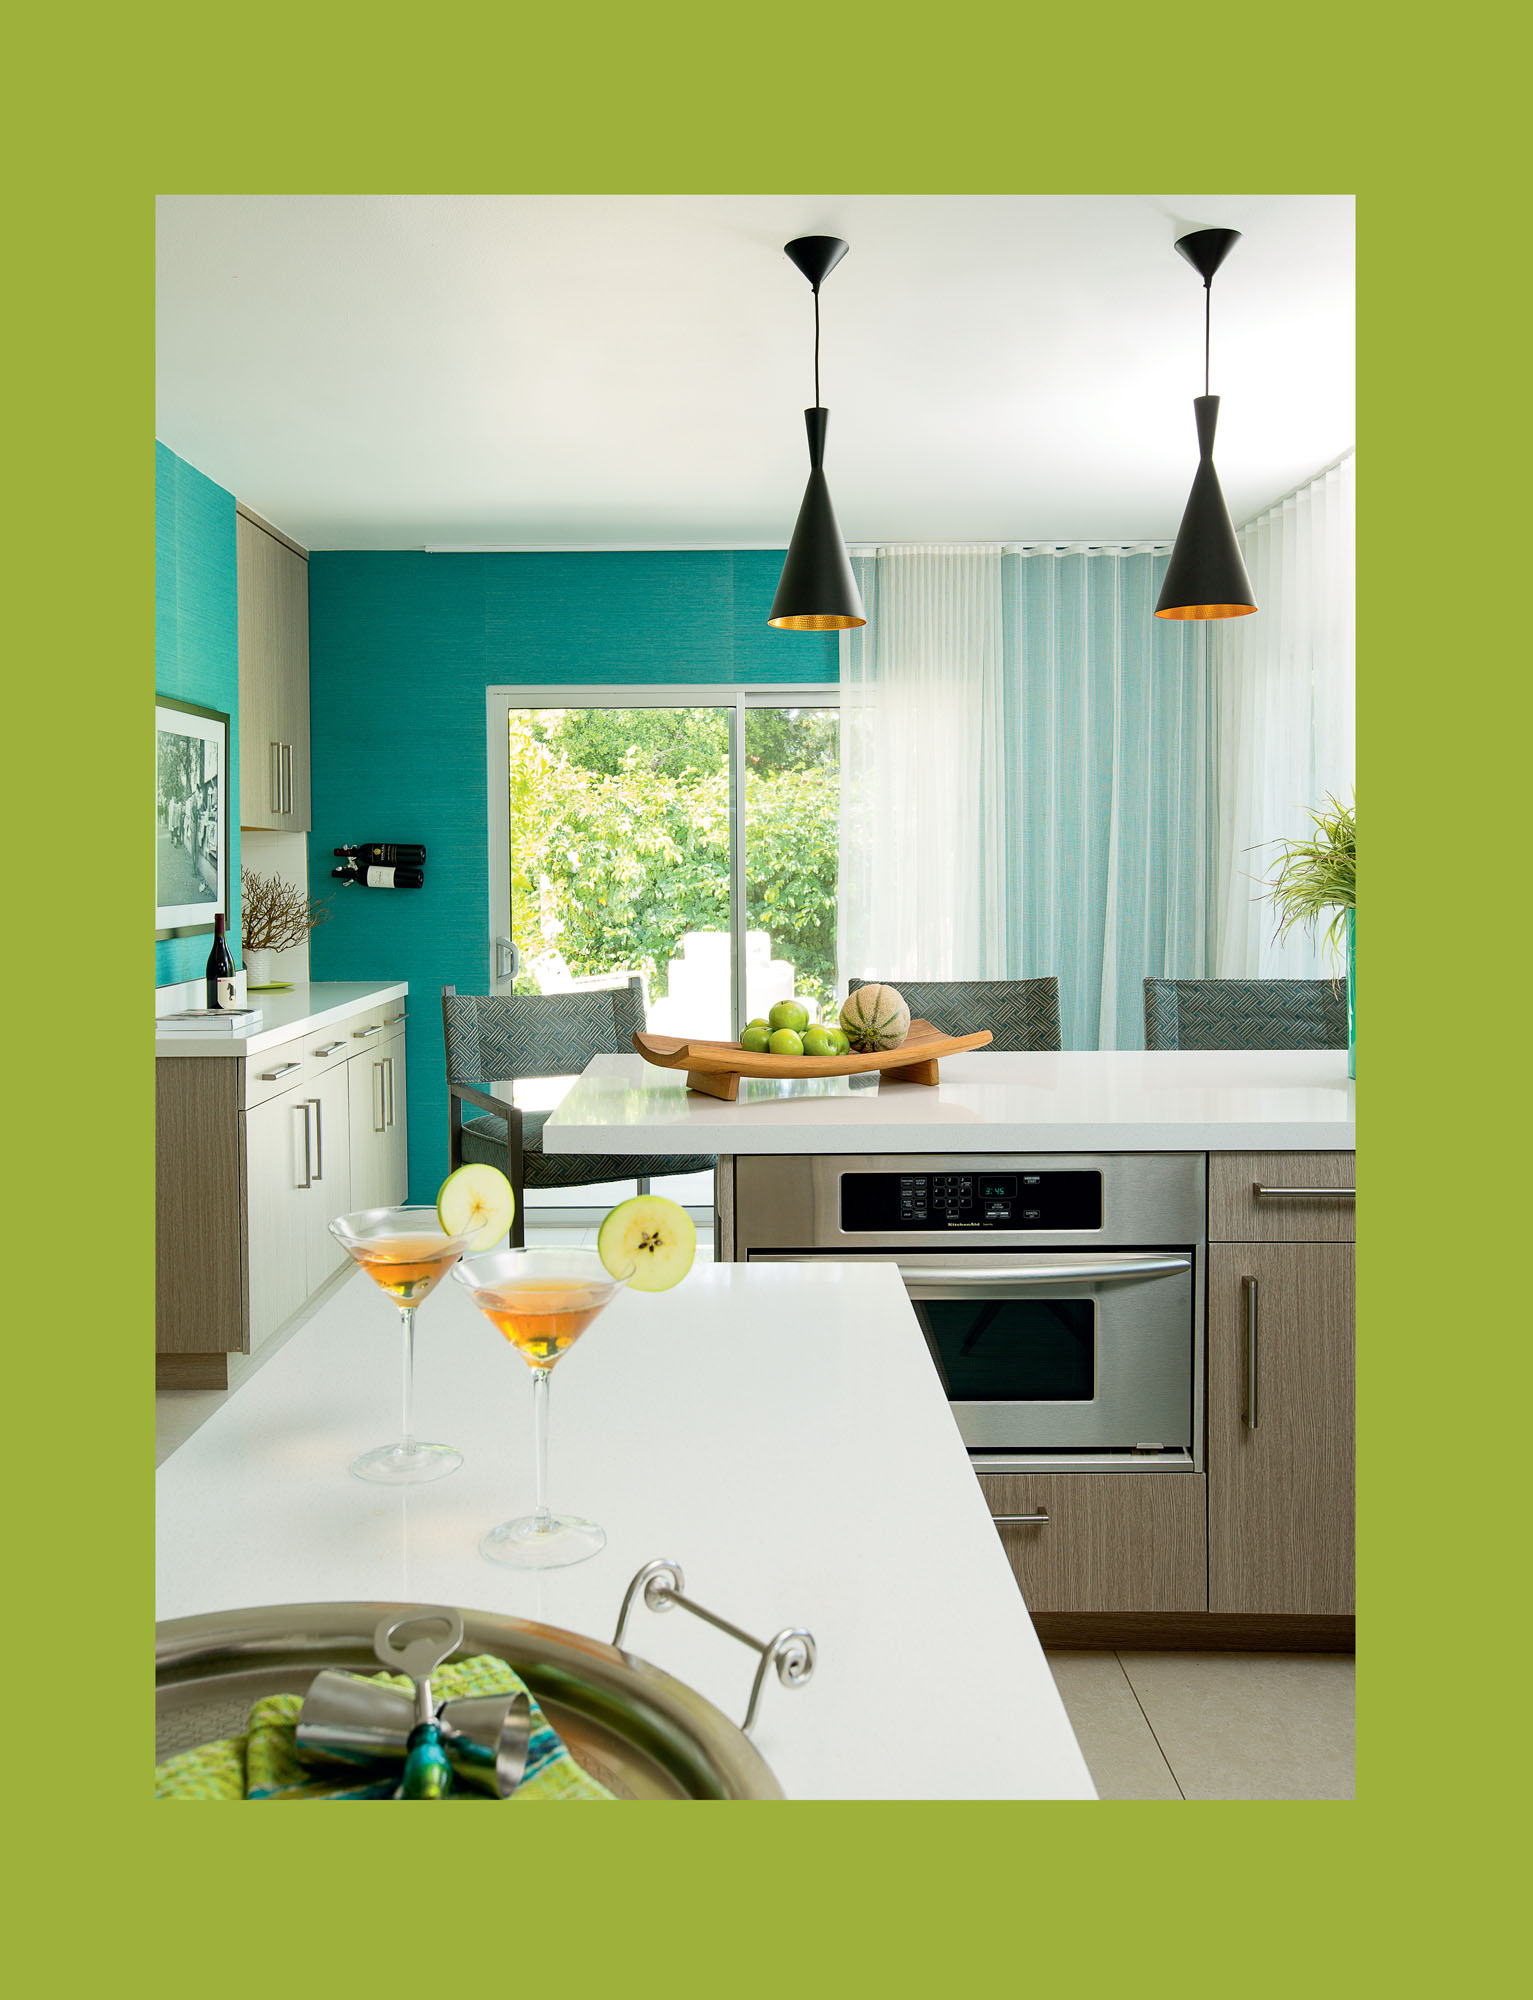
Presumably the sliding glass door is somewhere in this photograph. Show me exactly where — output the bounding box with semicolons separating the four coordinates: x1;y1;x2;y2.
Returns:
487;686;839;1216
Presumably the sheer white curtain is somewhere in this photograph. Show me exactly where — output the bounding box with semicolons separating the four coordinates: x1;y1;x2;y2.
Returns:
1212;453;1356;976
839;544;1211;1047
839;546;1010;986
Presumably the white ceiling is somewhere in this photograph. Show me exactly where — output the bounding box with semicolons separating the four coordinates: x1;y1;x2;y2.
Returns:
155;194;1354;551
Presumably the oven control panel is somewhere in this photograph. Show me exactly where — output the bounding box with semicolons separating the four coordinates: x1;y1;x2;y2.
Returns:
839;1170;1103;1232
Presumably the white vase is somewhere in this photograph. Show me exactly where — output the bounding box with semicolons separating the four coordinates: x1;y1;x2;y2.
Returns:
245;947;274;987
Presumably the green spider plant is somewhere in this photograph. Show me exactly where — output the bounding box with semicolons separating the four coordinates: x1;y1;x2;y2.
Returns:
1260;791;1355;964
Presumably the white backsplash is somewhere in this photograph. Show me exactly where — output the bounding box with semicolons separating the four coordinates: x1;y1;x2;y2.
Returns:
239;828;314;984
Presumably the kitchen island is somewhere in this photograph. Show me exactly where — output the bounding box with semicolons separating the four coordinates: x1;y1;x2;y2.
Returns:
537;1048;1355;1642
156;1260;1095;1800
540;1048;1355;1156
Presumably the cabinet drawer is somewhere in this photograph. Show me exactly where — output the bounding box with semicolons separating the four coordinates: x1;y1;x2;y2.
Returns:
344;1006;394;1053
304;1026;354;1074
243;1038;309;1109
1209;1151;1355;1242
380;1001;409;1043
975;1471;1207;1613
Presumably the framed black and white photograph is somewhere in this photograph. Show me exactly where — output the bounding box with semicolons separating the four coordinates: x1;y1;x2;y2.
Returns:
155;696;228;938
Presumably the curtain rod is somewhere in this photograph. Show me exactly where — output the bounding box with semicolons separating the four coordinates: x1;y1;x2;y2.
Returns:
1236;448;1356;533
846;541;1174;556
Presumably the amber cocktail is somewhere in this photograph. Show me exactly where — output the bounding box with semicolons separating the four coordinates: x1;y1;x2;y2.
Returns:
330;1206;479;1483
450;1248;632;1568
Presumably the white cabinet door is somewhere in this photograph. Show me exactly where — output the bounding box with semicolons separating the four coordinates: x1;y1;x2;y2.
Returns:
382;1036;408;1204
348;1049;387;1213
244;1091;310;1352
301;1064;352;1285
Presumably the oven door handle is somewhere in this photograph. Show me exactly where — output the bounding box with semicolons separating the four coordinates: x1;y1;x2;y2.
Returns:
895;1255;1191;1285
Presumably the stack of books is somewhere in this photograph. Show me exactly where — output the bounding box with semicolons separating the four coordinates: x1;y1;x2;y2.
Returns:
158;1008;265;1034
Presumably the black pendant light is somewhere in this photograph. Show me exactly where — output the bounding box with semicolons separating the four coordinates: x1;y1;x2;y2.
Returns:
1154;227;1257;622
768;235;866;630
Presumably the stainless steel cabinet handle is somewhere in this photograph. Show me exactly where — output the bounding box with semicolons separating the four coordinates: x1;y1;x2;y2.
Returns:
1243;1276;1260;1430
313;1040;346;1057
373;1060;385;1134
282;743;293;816
386;1011;407;1025
308;1098;323;1181
992;1512;1051;1526
895;1255;1190;1286
354;1023;384;1039
260;1061;303;1081
1253;1184;1355;1199
270;742;281;815
295;1102;312;1189
385;1056;395;1128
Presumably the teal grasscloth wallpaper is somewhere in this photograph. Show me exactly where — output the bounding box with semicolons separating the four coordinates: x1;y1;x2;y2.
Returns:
307;550;837;1199
155;442;241;985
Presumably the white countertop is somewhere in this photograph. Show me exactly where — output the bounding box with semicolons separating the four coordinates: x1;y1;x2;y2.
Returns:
156;1262;1094;1800
541;1049;1356;1154
155;980;408;1057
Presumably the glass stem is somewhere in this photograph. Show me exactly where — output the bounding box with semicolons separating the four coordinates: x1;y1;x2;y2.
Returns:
531;1366;552;1532
399;1305;416;1454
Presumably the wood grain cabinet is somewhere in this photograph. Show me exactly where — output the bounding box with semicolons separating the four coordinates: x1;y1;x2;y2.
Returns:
236;511;310;832
978;1472;1207;1613
1206;1151;1355;1615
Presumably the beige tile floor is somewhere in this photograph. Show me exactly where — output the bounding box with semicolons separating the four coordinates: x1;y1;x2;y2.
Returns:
1045;1648;1354;1800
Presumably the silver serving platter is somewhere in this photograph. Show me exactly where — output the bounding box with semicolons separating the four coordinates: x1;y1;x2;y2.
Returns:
157;1600;785;1800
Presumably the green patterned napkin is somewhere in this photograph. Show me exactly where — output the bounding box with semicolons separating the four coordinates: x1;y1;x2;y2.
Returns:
156;1653;614;1801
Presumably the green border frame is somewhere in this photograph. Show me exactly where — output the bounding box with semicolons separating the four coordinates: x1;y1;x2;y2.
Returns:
12;4;1518;1989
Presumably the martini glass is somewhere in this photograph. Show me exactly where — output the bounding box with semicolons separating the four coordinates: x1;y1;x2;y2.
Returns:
450;1247;633;1568
330;1205;478;1483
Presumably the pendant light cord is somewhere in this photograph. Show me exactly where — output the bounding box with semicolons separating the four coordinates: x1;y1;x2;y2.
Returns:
1204;282;1211;396
814;285;822;406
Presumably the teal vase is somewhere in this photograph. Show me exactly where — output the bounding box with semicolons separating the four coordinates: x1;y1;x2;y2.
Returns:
1346;908;1356;1079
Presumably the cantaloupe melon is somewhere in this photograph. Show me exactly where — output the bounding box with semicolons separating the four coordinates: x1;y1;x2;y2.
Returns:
840;983;910;1052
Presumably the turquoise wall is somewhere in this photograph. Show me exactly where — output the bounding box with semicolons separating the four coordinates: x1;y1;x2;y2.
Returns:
155;443;241;985
307;550;837;1199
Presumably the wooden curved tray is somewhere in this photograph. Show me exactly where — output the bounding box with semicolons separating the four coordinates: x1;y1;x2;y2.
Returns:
632;1018;992;1101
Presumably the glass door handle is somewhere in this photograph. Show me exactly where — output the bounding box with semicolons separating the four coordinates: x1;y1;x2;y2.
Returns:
894;1256;1191;1284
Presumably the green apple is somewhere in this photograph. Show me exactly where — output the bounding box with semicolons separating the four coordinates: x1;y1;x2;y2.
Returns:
828;1027;852;1055
740;1026;771;1053
597;1195;696;1292
802;1025;836;1056
436;1163;516;1250
769;999;809;1033
746;1016;771;1031
768;1027;804;1056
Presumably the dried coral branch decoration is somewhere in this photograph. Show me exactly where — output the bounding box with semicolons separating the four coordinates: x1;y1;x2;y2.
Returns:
240;867;332;952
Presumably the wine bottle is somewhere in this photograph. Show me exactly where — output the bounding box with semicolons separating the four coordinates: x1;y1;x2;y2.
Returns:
205;911;236;1009
333;843;427;867
331;863;425;889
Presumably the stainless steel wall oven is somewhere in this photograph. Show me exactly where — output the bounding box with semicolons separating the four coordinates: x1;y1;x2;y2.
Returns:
733;1153;1204;1472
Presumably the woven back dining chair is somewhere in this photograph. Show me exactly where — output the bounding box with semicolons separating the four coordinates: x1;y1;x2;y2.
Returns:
441;980;715;1247
846;976;1062;1052
1142;977;1348;1052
